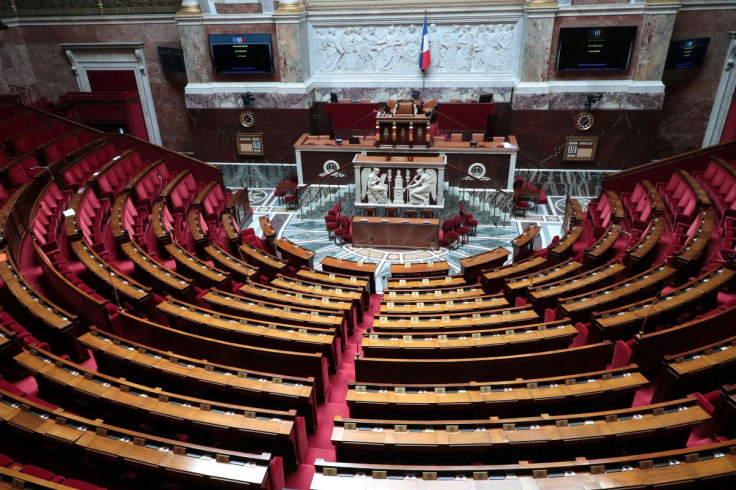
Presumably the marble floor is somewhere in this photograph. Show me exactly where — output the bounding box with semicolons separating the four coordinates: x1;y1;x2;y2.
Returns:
248;188;592;292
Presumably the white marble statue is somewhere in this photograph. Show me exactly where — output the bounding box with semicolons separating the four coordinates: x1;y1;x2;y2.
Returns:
406;168;437;205
361;167;390;204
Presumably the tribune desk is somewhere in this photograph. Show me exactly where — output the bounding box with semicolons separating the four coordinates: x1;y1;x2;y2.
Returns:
352;216;440;249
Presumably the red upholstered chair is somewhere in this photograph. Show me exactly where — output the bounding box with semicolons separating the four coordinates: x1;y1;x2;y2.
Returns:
459;203;478;235
21;465;64;483
0;453;14;468
513;192;530;218
334;215;352;244
325;212;341;238
284;192;296;210
439;219;459;249
453;215;470;244
62;479;106;490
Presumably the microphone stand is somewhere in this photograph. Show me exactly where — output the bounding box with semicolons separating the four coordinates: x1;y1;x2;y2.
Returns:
639;291;662;336
105;264;123;313
29;166;54;184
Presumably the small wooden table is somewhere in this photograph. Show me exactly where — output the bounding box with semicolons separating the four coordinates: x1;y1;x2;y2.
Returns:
352;216;440;249
459;247;510;283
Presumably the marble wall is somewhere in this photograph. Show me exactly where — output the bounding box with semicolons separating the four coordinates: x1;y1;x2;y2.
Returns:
3;22;193;151
656;8;736;156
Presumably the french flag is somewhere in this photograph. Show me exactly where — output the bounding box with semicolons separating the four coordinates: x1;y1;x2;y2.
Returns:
419;16;431;71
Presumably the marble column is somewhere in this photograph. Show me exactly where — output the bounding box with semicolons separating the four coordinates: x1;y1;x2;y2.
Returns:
274;1;308;84
633;1;680;82
176;9;210;85
520;3;557;84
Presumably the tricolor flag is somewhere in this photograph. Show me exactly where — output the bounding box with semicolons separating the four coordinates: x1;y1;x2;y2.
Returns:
419;16;431;71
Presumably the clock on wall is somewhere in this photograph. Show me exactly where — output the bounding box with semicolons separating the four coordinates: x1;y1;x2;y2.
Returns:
239;111;256;128
574;111;595;131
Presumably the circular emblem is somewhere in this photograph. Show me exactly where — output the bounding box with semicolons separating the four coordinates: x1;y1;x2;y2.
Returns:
323;160;339;174
468;163;486;179
574;111;594;131
239;111;256;128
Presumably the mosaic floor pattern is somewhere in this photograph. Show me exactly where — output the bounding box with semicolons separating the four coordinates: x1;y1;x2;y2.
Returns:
248;189;570;292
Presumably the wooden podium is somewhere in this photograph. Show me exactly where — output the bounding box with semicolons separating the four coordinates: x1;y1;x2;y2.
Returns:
375;114;431;148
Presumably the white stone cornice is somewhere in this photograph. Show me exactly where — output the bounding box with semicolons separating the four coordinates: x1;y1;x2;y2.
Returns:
556;2;680;16
1;14;176;26
200;13;275;23
516;80;665;94
305;0;522;10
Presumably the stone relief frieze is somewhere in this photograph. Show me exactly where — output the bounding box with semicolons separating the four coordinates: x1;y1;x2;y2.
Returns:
312;23;518;75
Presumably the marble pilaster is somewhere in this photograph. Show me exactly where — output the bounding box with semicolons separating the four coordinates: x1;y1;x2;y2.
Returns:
520;7;557;83
274;14;308;83
633;4;679;81
176;15;210;84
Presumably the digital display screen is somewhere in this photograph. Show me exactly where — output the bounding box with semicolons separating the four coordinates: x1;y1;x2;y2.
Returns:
665;38;710;69
208;34;274;74
157;46;186;74
556;26;637;71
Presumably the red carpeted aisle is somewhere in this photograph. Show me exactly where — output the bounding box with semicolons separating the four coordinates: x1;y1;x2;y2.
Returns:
284;293;382;489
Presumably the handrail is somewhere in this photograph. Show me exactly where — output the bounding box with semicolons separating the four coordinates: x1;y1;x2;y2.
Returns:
295;161;356;218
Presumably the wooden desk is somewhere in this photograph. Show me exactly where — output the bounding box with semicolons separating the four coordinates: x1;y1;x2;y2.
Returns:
503;259;583;300
272;275;364;319
275;237;314;269
239;242;288;279
558;264;676;323
311;439;736;489
0;324;21;381
654;333;736;403
481;255;547;294
352;217;440;249
71;239;151;306
295;268;370;315
164;242;231;289
529;261;626;312
0;387;277;488
459;248;510;283
632;305;736;375
386;274;468;290
347;365;646;420
331;396;708;465
372;307;539;333
16;347;305;467
0;247;86;361
384;286;485;302
321;256;377;294
672;210;715;270
584;223;622;268
198;289;346;353
120;240;193;298
626;216;665;269
222;211;242;248
239;281;355;333
204;243;258;283
548;225;583;264
591;267;735;343
607;189;625;222
380;293;508;315
375;113;431;147
512;224;541;262
111;193;128;242
106;309;330;403
355;341;612;384
259;215;276;251
362;322;577;359
79;325;317;431
390;260;450;278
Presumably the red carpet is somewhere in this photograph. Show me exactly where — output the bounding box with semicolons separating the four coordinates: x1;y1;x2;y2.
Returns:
283;293;381;489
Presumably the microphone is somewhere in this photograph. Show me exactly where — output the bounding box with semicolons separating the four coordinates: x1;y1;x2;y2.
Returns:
369;237;373;248
105;264;123;313
639;290;662;335
29;166;54;182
